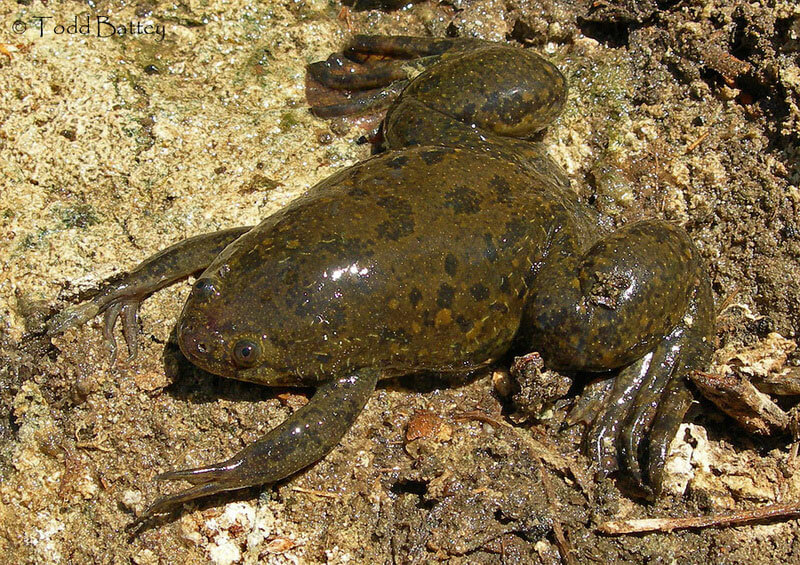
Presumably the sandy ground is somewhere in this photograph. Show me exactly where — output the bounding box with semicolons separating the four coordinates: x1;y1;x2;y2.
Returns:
1;0;799;563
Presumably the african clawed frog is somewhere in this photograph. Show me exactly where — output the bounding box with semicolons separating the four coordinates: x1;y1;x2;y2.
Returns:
48;35;714;525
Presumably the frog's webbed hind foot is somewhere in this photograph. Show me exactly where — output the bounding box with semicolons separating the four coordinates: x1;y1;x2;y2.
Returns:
128;368;379;530
574;282;715;496
306;35;482;118
577;329;692;495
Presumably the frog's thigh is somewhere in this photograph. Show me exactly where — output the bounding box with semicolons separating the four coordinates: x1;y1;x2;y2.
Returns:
526;220;698;371
130;368;380;526
393;45;567;139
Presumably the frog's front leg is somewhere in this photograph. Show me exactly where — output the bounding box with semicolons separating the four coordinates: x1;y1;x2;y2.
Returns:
129;368;379;529
47;227;251;360
522;220;715;494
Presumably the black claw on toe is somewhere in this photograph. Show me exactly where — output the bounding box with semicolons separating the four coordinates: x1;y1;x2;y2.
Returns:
95;298;144;362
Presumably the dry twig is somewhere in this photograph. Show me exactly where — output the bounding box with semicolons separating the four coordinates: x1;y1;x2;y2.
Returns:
538;460;576;565
598;502;800;535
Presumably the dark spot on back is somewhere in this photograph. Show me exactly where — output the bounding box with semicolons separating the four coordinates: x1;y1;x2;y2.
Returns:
324;303;347;329
348;186;368;198
499;275;512;295
437;283;455;309
377;195;412;214
319;235;374;260
293;293;312;316
281;266;299;286
490;175;512;204
470;283;490;301
420;148;447;165
444;186;481;215
455;315;473;332
375;195;414;241
270;334;289;348
490;302;509;314
492;90;533;127
460;102;477;120
502;218;528;247
483;233;498;262
409;287;423;307
376;218;415;241
380;327;410;344
444;253;458;277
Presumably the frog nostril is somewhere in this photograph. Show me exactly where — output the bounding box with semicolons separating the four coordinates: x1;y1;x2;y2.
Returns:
193;278;218;300
197;342;207;354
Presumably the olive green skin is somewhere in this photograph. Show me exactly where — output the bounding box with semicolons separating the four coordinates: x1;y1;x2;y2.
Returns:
184;44;711;389
180;145;593;385
49;37;714;524
182;45;594;386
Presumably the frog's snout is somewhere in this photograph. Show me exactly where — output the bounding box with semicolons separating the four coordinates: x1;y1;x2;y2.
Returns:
177;319;204;357
177;312;235;378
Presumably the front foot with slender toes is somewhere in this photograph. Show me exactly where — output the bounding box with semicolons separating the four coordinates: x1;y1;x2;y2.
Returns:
47;287;146;363
46;227;253;362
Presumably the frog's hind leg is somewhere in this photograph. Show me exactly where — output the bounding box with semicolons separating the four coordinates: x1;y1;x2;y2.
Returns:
306;70;407;119
128;368;380;530
307;53;416;92
47;226;252;361
306;35;481;118
342;35;484;61
584;290;713;494
523;220;715;495
581;234;714;495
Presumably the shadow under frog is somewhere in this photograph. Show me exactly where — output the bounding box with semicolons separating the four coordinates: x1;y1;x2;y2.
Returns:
48;35;714;527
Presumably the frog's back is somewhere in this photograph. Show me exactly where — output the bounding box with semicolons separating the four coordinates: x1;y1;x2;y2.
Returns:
203;144;584;383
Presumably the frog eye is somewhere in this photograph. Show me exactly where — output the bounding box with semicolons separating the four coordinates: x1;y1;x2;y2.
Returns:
232;339;260;368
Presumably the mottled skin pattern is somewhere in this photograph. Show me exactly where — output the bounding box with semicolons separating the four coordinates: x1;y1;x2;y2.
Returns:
48;36;714;526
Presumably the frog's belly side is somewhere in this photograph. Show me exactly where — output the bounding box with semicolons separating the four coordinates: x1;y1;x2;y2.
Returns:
206;146;575;380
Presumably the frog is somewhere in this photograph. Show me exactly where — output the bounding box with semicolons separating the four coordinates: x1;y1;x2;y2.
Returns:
47;35;715;527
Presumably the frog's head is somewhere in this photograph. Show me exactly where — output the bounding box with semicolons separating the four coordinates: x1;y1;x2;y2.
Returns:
176;273;290;386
